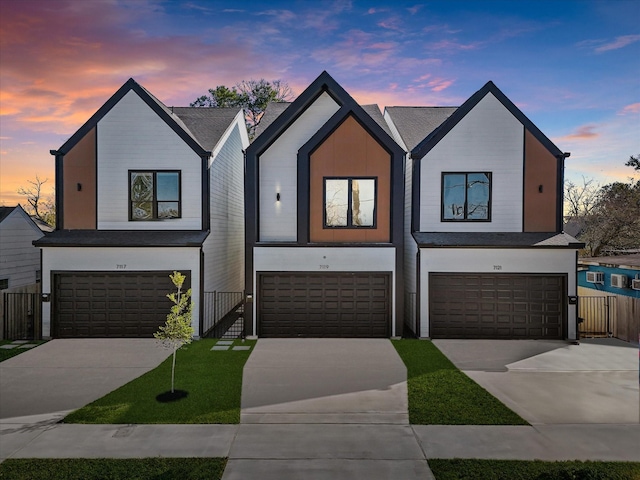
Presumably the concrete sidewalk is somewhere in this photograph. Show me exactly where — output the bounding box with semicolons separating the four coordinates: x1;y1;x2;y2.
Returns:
2;420;639;478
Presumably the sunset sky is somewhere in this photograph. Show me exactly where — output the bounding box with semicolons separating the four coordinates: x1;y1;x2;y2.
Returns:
1;0;638;206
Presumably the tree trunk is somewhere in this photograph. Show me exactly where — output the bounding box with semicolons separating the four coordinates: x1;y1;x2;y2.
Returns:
171;345;177;393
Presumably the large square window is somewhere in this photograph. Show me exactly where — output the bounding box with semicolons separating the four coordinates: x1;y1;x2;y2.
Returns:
442;172;491;221
324;177;376;228
130;171;181;221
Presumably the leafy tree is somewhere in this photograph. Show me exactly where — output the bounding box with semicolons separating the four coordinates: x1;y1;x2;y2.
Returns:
17;175;56;227
582;178;640;256
625;153;640;171
154;271;194;394
566;157;640;256
191;79;293;138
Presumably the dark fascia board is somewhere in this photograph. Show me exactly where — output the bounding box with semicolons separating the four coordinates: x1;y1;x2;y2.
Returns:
247;71;356;158
411;81;564;160
51;78;210;158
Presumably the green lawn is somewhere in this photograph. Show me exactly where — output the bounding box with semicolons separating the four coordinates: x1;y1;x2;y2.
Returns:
0;340;46;363
64;339;254;424
428;459;640;479
392;339;528;425
0;458;226;480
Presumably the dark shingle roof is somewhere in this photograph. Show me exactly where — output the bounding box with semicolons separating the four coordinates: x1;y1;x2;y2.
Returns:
0;206;16;223
34;230;209;247
361;104;393;137
254;102;291;139
413;231;583;248
172;107;242;151
385;106;457;151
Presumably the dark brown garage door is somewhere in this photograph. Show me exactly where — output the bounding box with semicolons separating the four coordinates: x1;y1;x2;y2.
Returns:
429;273;565;339
259;272;390;337
53;271;190;338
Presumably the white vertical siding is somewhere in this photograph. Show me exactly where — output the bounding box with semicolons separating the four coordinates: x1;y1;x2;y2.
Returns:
418;248;578;339
259;92;340;241
97;91;202;230
419;93;524;232
0;210;43;289
403;154;418;334
40;247;202;338
203;122;245;293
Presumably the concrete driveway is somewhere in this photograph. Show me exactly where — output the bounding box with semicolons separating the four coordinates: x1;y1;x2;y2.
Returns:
241;339;408;424
433;338;639;425
0;339;170;422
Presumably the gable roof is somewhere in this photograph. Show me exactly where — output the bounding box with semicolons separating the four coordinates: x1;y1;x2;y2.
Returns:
52;78;211;158
410;81;564;160
0;205;46;235
0;206;16;223
247;71;401;157
172;107;243;152
385;106;457;152
254;102;291;138
255;101;392;141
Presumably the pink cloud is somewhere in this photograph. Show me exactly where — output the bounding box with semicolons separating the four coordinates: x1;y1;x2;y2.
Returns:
428;78;454;92
619;103;640;115
559;125;600;141
377;16;403;31
595;34;640;53
0;0;277;134
407;5;424;15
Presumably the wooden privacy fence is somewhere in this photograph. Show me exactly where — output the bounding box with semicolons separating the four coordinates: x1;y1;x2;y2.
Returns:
3;292;41;340
578;293;639;343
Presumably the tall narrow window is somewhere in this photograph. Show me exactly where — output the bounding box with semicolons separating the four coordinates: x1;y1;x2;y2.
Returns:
130;171;181;221
442;172;491;221
324;177;376;228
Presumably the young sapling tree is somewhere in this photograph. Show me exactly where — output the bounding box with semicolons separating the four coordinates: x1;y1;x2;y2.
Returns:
154;271;194;394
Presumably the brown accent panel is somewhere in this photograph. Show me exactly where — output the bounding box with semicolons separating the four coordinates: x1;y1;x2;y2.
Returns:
429;273;565;339
63;127;96;229
309;115;391;243
53;271;190;338
524;130;557;232
258;272;390;337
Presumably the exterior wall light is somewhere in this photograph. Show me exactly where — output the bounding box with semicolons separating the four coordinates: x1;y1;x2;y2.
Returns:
276;192;281;201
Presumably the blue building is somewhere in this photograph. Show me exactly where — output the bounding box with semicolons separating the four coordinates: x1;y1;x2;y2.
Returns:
578;254;640;299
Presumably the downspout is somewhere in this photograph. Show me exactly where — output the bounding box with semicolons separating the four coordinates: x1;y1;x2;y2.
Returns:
556;152;570;233
50;150;63;230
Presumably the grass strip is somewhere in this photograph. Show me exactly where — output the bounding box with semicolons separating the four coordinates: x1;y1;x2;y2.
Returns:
64;339;254;424
392;339;528;425
428;459;640;479
0;340;46;363
0;458;226;480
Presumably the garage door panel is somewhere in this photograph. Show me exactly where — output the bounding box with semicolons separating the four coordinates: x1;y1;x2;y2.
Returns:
54;271;189;338
259;272;390;338
430;273;565;339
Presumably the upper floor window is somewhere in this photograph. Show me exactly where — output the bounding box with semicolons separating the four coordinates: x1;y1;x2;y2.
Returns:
129;171;181;221
442;172;491;221
0;278;8;290
324;177;376;228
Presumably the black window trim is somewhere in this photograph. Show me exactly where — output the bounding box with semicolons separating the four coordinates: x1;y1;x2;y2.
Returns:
323;176;378;229
128;170;182;221
441;171;492;222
